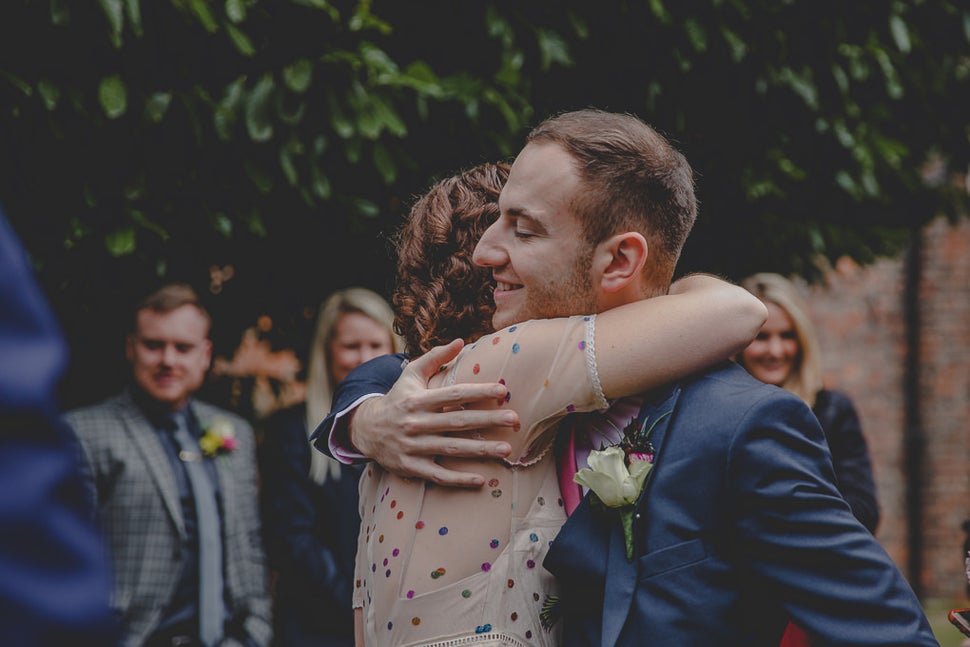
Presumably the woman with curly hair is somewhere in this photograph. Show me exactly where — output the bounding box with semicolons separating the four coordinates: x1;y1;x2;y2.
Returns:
351;163;766;647
391;163;507;355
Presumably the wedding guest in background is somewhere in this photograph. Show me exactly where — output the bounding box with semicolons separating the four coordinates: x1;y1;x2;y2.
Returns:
739;272;880;647
259;288;401;646
65;283;272;647
0;209;117;646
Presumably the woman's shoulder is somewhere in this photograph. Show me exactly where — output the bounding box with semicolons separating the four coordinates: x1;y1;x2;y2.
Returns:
456;314;596;374
814;388;856;411
468;314;594;346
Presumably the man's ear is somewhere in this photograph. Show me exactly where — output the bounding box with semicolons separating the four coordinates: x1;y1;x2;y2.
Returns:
124;333;135;362
593;232;648;294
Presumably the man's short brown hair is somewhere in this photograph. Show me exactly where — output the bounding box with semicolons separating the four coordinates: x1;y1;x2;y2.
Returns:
526;109;697;295
131;283;211;334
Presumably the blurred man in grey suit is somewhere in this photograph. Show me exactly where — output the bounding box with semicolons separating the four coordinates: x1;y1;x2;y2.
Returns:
66;284;271;647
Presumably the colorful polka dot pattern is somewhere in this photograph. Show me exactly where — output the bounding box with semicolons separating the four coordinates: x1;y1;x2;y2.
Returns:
356;316;598;645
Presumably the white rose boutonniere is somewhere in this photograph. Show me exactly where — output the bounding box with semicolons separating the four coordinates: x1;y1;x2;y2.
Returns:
573;410;670;561
574;445;651;508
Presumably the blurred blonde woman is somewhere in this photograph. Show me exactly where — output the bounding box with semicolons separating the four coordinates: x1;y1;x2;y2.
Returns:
261;288;403;647
305;289;405;483
739;273;879;647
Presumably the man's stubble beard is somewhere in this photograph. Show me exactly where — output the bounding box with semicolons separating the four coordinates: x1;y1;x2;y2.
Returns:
521;244;598;323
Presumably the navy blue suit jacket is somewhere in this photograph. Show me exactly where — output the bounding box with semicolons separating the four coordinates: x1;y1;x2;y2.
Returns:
0;210;117;645
545;362;934;646
315;355;935;646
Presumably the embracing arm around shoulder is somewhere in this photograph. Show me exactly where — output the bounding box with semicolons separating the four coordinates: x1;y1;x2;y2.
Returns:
595;273;766;398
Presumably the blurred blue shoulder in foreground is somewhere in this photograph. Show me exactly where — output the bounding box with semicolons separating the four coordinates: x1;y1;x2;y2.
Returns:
0;208;118;646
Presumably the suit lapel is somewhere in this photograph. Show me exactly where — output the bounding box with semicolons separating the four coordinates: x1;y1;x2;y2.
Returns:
600;385;682;647
118;393;185;535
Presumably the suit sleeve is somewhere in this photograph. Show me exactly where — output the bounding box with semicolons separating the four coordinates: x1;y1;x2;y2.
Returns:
728;394;935;645
309;353;408;461
0;210;118;645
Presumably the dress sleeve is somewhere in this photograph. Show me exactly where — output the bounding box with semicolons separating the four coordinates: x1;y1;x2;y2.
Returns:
443;315;608;465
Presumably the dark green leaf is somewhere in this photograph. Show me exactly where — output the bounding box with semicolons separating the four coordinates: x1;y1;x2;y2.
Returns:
187;0;219;33
225;0;246;23
720;26;747;62
684;19;707;53
144;92;172;123
310;164;332;199
105;227;136;256
98;0;124;48
283;59;313;93
328;94;355;139
242;210;267;237
537;29;572;70
226;24;255;56
98;74;128;119
124;0;142;37
210;212;233;237
245;74;275;142
244;160;273;193
129;209;169;240
37;80;60;110
215;77;245;140
889;14;911;54
346;196;379;218
279;145;299;186
372;140;396;184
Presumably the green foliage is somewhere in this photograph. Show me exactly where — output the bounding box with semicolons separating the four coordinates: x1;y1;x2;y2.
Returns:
0;0;543;320
0;0;967;405
519;0;970;280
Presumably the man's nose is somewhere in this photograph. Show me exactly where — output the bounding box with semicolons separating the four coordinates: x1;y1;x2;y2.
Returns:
472;220;504;267
160;345;177;365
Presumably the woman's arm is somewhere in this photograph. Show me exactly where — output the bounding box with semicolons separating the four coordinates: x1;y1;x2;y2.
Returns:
354;608;365;647
595;273;767;398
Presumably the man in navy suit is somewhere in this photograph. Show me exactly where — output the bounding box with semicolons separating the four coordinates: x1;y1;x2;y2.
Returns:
314;110;936;645
0;208;117;646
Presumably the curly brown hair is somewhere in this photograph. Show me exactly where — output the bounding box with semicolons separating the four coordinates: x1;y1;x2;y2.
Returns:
392;162;510;355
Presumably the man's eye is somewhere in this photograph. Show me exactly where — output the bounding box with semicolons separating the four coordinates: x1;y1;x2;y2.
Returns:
514;230;535;239
143;340;163;350
175;344;194;353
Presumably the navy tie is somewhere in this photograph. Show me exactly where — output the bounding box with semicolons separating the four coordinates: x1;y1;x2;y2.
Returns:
171;412;225;646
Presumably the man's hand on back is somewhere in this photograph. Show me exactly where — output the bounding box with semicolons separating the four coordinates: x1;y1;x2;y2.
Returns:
347;339;516;487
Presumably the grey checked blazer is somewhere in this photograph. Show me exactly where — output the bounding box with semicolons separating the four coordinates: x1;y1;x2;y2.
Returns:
66;391;272;647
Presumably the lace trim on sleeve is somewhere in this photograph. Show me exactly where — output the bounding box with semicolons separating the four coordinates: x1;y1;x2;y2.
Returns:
585;315;608;410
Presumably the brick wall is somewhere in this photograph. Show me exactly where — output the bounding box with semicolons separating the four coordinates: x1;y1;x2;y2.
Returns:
797;215;970;600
